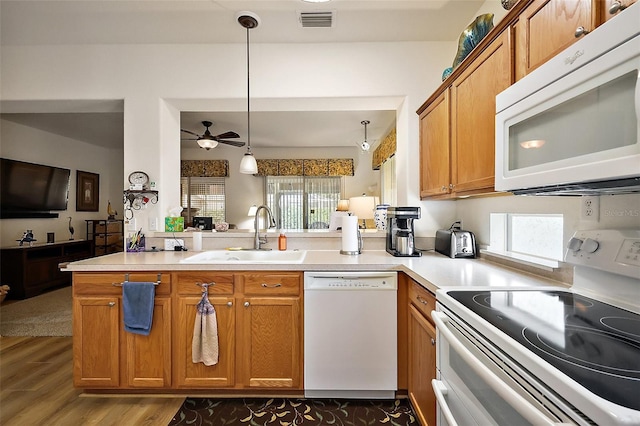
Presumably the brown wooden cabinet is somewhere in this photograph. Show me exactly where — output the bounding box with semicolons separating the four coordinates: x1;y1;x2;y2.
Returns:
172;271;303;391
514;0;595;80
72;272;172;389
1;240;92;299
601;0;637;22
418;30;511;199
86;219;124;256
174;272;236;388
407;280;437;426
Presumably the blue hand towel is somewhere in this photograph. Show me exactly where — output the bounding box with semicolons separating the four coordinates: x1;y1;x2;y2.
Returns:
123;282;155;335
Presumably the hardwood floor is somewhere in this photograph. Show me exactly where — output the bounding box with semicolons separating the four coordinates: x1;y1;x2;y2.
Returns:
0;337;183;425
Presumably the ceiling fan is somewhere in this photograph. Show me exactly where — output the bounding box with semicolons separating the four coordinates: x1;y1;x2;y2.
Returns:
181;120;246;150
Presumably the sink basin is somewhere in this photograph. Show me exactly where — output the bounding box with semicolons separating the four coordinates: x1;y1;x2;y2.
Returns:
180;249;307;264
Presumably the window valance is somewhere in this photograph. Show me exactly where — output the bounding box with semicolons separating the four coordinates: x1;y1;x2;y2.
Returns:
372;128;396;170
255;158;354;177
181;160;229;177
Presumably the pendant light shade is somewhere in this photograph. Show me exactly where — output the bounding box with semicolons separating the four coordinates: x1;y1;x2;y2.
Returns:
238;12;260;175
359;120;371;152
239;151;258;174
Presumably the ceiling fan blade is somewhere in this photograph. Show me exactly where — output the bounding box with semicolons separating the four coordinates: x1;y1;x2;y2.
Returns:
214;131;240;139
181;129;201;137
181;138;198;141
217;139;246;147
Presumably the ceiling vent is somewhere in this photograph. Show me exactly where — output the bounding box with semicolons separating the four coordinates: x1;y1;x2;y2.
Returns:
298;11;334;28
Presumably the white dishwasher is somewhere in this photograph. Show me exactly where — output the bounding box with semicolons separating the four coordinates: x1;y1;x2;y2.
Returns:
303;271;397;399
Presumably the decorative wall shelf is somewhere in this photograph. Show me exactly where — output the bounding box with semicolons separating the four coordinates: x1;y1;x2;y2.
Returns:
123;190;158;218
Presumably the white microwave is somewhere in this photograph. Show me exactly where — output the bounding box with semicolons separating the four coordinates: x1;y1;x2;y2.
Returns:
495;3;640;195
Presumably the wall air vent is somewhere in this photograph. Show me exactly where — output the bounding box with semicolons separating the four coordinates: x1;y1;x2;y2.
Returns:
298;11;334;28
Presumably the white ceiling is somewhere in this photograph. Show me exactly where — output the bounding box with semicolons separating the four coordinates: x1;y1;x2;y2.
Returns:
0;0;485;150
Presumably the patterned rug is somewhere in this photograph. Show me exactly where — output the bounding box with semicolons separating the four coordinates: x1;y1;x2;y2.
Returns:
169;398;417;426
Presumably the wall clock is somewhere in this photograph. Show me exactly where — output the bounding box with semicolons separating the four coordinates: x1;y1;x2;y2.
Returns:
128;171;149;189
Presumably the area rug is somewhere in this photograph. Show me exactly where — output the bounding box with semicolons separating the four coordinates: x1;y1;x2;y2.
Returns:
0;286;72;336
169;398;417;426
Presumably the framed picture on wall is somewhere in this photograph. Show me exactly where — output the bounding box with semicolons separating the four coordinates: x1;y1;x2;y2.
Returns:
76;171;99;211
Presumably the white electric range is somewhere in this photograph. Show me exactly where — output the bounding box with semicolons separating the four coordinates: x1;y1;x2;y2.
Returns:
434;229;640;425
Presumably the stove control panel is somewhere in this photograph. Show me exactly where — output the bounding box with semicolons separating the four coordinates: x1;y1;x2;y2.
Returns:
565;229;640;278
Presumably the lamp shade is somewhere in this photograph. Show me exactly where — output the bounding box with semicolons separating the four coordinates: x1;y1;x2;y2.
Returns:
336;199;350;211
348;195;376;220
239;152;258;174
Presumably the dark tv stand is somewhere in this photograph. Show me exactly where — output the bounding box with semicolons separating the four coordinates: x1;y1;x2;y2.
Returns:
0;240;92;299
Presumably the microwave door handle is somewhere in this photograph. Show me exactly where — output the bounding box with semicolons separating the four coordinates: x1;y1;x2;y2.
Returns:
432;379;460;426
432;311;562;426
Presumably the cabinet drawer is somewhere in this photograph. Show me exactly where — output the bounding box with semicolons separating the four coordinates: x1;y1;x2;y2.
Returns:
243;273;301;296
409;281;435;323
95;222;122;233
74;272;171;296
175;272;234;295
95;234;122;246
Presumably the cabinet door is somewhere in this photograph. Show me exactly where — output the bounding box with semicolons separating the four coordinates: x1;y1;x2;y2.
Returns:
126;297;172;388
73;297;120;387
601;0;637;22
408;304;437;426
419;90;451;198
174;295;235;388
515;0;593;79
451;30;512;196
239;296;302;389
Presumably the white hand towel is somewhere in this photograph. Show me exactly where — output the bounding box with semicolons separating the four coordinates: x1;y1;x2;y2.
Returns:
192;287;219;366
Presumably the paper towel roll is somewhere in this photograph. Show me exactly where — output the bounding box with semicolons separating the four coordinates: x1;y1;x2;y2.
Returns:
193;231;203;251
341;215;360;255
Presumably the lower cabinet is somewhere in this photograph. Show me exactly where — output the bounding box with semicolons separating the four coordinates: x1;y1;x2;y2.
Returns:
407;280;437;426
72;272;172;389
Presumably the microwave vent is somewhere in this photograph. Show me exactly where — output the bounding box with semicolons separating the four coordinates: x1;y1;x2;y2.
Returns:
298;11;334;28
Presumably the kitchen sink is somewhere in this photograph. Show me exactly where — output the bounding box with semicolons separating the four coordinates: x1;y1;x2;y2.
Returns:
180;249;307;264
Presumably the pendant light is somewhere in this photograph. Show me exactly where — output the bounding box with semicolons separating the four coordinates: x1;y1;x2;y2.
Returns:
238;12;260;175
359;120;371;152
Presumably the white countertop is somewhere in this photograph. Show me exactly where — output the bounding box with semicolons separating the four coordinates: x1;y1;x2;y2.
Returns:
65;249;568;294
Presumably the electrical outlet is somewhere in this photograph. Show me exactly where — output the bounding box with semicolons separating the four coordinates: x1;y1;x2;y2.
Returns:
581;196;600;221
164;238;185;251
149;217;158;231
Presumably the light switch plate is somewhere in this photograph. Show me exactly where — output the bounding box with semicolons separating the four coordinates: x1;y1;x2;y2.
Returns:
164;238;185;250
126;218;137;231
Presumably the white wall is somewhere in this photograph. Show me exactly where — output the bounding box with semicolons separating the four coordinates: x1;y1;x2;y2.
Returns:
1;40;457;237
0;119;124;245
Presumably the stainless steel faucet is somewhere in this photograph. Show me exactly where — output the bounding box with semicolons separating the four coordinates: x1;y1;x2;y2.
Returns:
253;205;276;250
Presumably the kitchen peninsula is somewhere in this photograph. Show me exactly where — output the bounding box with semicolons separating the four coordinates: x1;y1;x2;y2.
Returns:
65;248;568;395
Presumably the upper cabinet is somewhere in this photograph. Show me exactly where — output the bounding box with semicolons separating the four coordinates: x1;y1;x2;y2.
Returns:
514;0;594;80
417;0;628;199
419;31;512;199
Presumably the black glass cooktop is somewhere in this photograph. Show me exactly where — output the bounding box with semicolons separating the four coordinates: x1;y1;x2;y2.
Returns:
447;290;640;411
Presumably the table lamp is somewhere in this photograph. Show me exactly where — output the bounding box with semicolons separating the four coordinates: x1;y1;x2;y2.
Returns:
348;194;376;229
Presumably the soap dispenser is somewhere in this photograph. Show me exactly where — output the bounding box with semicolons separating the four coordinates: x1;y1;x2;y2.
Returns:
278;231;287;251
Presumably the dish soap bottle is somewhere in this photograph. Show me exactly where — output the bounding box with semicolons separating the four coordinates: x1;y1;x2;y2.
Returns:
278;231;287;251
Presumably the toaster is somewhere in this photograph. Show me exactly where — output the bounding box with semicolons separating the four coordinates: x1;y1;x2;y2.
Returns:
435;226;476;258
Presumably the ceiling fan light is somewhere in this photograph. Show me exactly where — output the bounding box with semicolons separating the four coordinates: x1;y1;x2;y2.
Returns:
197;138;219;150
239;151;258;174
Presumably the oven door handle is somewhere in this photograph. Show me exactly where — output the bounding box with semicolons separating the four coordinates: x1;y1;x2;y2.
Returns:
432;311;561;426
432;379;459;426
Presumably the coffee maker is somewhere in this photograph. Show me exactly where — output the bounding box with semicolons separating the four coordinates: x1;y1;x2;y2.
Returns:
386;207;421;257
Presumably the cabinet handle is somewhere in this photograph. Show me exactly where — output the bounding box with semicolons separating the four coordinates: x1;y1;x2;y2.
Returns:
227;301;233;307
449;183;454;189
431;338;436;346
574;26;589;38
416;295;430;305
108;302;116;307
441;185;447;192
244;301;250;307
609;0;626;14
261;283;282;288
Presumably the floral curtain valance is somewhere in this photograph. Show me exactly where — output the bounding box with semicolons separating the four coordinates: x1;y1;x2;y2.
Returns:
372;128;396;170
255;158;354;177
181;160;229;177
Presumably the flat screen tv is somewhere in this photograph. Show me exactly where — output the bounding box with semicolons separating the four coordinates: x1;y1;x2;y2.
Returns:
1;158;71;218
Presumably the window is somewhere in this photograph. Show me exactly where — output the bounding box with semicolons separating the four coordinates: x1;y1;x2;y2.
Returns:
180;177;226;222
380;155;396;206
488;213;564;267
265;176;342;229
